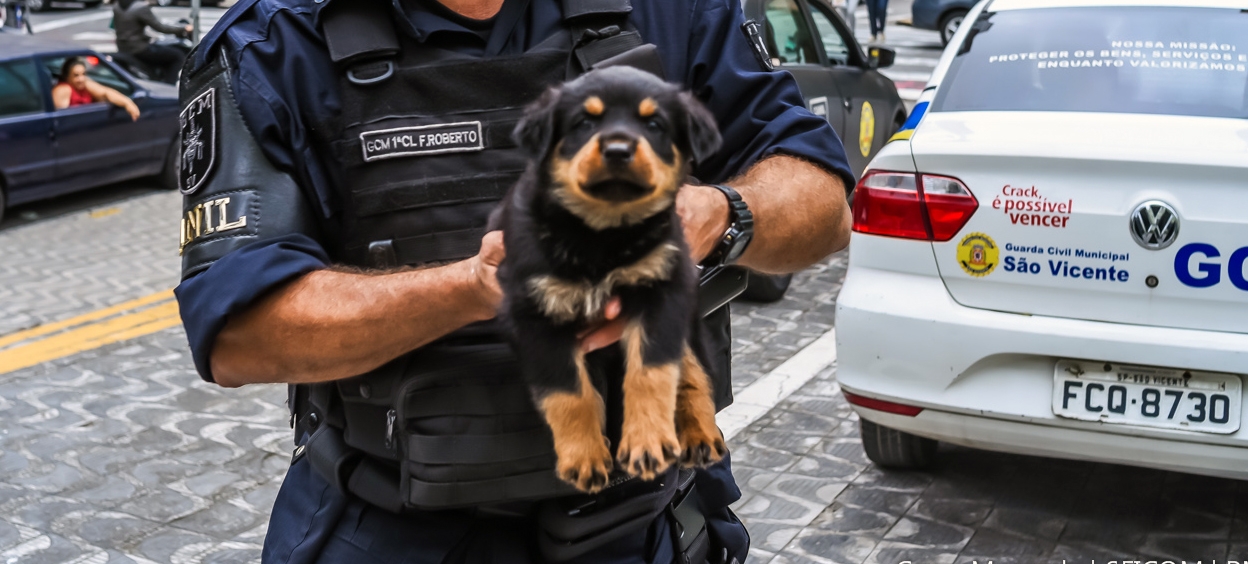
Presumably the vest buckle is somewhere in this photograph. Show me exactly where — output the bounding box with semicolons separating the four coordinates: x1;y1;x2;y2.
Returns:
347;60;396;86
581;24;622;42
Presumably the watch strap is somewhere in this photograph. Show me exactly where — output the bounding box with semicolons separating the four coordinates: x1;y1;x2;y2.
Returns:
705;184;754;266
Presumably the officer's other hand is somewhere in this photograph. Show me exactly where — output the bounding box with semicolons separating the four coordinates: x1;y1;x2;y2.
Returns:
677;184;730;263
467;230;505;318
578;297;624;353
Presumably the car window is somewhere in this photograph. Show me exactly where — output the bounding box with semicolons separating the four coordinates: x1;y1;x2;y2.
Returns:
87;61;134;95
764;0;818;66
807;3;853;66
44;55;135;98
0;59;45;118
933;7;1248;119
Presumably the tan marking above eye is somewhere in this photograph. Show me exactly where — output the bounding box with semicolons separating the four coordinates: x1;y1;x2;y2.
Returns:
638;98;657;118
584;96;605;116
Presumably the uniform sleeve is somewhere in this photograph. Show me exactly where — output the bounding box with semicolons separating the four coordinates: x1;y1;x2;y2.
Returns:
174;47;328;383
684;0;856;190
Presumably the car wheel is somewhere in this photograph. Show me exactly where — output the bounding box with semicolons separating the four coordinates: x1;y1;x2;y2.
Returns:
859;418;937;469
938;10;967;46
26;0;46;12
738;272;793;303
160;139;180;190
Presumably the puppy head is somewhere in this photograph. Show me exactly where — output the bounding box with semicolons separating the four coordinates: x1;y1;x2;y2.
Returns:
514;66;722;230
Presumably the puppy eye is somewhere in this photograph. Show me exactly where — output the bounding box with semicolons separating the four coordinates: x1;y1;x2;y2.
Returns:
646;119;664;132
576;118;597;132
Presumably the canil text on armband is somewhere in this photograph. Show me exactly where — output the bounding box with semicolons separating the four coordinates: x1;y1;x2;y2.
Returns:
180;197;247;254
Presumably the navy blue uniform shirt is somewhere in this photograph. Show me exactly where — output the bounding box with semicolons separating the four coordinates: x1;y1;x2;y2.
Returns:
175;0;855;382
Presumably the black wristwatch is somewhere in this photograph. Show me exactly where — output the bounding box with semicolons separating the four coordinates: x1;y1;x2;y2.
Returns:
702;184;754;267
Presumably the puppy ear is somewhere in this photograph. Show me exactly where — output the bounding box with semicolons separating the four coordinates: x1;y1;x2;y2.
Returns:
678;91;722;165
514;86;561;156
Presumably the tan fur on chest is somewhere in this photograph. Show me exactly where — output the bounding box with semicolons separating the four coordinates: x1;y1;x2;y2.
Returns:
528;243;680;324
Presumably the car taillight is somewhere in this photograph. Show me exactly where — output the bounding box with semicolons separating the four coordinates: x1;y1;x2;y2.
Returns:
842;390;924;416
852;171;977;241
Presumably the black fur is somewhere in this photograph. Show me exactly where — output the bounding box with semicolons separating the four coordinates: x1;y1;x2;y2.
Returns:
495;66;721;398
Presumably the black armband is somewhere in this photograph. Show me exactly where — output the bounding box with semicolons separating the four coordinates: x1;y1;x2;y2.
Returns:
177;49;320;280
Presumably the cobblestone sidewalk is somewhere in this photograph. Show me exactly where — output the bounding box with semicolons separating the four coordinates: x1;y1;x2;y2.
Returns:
2;191;1245;563
0;192;182;336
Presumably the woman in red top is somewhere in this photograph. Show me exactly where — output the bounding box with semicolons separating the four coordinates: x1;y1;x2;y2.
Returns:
51;58;141;121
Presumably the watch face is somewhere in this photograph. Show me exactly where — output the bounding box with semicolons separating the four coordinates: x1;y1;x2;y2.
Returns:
726;231;752;262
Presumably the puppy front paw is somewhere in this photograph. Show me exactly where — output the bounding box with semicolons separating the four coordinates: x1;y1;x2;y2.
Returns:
617;426;680;481
556;435;614;493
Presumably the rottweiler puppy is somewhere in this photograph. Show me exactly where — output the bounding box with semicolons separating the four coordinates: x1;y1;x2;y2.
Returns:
493;66;727;493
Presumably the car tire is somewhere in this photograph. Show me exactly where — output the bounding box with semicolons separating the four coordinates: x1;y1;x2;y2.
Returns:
160;139;180;190
859;418;937;469
738;272;793;303
0;186;6;226
26;0;46;12
938;10;967;46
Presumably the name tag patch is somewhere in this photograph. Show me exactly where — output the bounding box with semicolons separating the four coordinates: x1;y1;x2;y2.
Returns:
361;122;484;162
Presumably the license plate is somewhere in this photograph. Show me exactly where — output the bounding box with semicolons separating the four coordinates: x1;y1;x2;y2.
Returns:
50;2;88;7
1052;360;1242;434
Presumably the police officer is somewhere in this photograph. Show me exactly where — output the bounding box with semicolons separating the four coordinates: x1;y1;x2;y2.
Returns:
174;0;855;559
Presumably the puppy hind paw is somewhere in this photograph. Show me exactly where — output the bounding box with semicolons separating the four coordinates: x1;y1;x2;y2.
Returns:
679;427;726;468
556;440;615;493
616;433;680;481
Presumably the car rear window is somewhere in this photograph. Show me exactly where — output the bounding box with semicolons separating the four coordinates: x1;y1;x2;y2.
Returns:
932;7;1248;119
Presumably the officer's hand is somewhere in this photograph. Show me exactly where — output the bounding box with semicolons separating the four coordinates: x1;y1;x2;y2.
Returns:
578;297;624;353
676;184;730;263
467;230;505;317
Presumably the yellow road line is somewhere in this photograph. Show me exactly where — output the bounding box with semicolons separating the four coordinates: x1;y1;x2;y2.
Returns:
0;291;181;375
0;290;174;349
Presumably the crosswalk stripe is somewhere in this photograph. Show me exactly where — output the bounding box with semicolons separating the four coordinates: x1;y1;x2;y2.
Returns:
891;56;937;67
29;11;112;33
879;69;934;82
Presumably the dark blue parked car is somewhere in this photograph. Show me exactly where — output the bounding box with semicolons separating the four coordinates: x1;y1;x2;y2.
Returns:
0;32;179;223
911;0;976;45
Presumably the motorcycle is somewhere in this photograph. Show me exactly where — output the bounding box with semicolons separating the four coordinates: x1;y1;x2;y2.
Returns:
110;17;193;84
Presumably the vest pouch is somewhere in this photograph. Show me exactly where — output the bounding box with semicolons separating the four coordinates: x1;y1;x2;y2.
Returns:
391;342;579;510
336;354;409;461
536;467;682;562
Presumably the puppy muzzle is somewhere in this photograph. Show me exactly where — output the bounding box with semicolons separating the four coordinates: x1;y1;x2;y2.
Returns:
581;133;663;203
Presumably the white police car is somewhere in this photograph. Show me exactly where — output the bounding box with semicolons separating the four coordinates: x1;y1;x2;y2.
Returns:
835;0;1248;479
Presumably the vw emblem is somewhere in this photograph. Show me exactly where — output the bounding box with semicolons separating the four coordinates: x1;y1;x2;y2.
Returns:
1129;200;1180;250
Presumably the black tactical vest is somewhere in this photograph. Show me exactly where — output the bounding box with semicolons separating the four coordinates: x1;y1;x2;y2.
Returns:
295;0;734;513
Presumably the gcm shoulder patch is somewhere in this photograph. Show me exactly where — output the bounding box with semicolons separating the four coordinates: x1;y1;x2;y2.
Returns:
179;88;217;195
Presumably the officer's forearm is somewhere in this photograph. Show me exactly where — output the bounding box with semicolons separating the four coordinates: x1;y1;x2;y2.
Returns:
209;260;493;387
733;155;851;274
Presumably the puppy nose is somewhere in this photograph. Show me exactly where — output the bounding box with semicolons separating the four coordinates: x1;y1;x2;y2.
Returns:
600;137;636;163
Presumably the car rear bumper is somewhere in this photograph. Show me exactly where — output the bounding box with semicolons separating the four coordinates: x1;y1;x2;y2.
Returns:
836;262;1248;478
854;405;1248;480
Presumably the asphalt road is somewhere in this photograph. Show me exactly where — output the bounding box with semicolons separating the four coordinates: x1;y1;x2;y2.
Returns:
27;3;228;47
